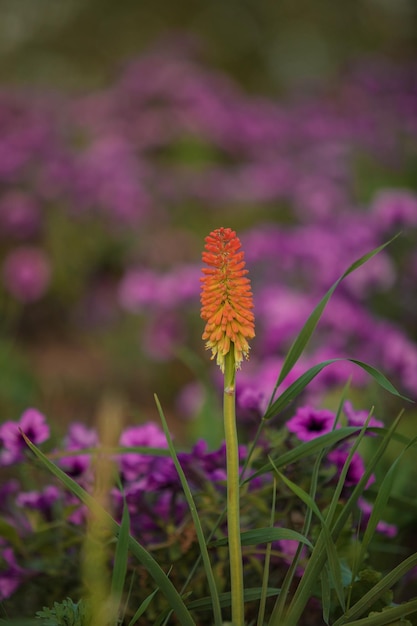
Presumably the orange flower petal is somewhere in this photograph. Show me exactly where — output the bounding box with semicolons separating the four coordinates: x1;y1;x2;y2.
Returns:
200;227;255;372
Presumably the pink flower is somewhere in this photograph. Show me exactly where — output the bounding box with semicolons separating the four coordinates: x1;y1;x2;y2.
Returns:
2;246;51;302
286;406;336;441
0;408;49;466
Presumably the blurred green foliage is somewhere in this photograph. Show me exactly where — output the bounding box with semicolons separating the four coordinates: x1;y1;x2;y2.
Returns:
0;0;416;92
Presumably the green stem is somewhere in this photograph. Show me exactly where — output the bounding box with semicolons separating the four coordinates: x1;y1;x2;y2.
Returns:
224;347;245;626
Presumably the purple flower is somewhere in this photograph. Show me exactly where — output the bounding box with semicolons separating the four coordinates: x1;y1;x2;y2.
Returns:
0;190;41;239
59;423;98;476
343;401;384;431
118;422;169;482
0;408;49;466
0;547;26;600
17;485;60;521
328;449;374;488
358;498;397;537
286;407;336;441
370;189;417;232
175;381;205;420
2;246;51;302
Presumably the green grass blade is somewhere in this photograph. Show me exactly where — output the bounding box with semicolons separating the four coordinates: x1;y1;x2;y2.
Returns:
334;597;417;626
210;527;313;549
110;498;130;613
279;414;403;626
245;426;360;484
264;358;410;420
21;433;196;626
154;394;223;626
333;552;417;625
127;588;160;626
271;464;346;612
353;434;417;585
187;587;281;611
268;411;333;625
267;235;400;407
257;476;277;626
321;564;332;625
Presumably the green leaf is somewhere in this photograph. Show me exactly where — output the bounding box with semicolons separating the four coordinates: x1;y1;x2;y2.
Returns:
186;587;280;611
127;588;160;626
353;434;417;583
280;414;403;626
154;394;223;626
334;553;417;625
335;597;417;626
264;358;410;420
245;426;360;484
210;527;313;549
22;433;196;626
266;235;400;409
110;498;130;612
271;464;346;612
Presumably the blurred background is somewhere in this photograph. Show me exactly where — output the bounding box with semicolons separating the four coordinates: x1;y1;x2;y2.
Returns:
0;0;417;445
0;0;416;91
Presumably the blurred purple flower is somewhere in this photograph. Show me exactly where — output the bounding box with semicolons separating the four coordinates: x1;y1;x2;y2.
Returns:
343;401;384;431
59;423;98;477
17;485;60;521
0;547;26;600
286;406;336;441
2;246;51;302
0;408;49;466
328;449;374;488
175;381;205;420
371;189;417;232
358;497;397;537
142;312;184;361
0;191;41;239
118;422;169;482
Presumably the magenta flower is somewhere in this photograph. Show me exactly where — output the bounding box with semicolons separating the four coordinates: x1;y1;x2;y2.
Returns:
343;401;384;431
0;547;26;600
286;406;336;441
358;498;397;537
59;423;98;477
2;246;51;302
0;408;49;466
119;422;168;482
328;449;374;488
0;190;41;239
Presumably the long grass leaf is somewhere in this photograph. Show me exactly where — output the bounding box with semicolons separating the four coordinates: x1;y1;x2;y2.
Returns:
353;434;417;585
246;426;360;484
267;235;400;407
335;597;417;626
333;552;417;625
111;498;130;612
187;587;280;611
271;464;346;612
280;414;403;626
21;433;196;626
128;588;160;626
210;527;313;549
257;477;277;626
264;358;410;420
154;394;223;626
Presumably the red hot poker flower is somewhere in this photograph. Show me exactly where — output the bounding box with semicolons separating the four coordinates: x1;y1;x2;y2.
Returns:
200;227;255;372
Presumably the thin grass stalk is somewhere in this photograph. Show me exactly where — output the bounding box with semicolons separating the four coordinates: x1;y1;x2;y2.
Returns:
21;433;197;626
154;394;223;626
256;476;277;626
277;413;402;626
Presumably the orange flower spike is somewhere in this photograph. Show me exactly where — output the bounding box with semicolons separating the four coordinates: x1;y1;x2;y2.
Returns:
200;227;255;372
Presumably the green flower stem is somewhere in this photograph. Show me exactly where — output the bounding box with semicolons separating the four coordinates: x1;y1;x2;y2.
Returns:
224;347;245;626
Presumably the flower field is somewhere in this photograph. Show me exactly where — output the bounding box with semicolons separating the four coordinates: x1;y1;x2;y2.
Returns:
1;33;417;626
